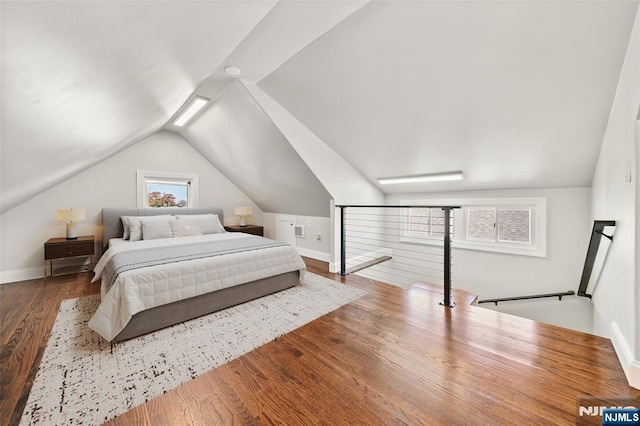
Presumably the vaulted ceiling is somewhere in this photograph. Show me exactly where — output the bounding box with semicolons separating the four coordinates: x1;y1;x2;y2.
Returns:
2;1;638;216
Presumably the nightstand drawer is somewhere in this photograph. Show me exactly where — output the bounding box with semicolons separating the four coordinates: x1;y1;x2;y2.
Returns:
45;240;94;259
44;236;95;283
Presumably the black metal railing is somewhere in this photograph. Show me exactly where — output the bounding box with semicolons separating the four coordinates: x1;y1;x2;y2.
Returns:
477;219;616;306
577;220;616;298
478;290;575;306
336;205;460;308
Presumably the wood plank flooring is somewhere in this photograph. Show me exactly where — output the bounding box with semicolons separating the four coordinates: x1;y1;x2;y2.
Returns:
1;273;101;426
2;257;639;425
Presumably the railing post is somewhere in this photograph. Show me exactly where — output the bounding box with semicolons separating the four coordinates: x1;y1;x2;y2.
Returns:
339;206;347;275
440;207;455;308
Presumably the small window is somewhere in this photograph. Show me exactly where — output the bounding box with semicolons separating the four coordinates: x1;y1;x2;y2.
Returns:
401;197;546;257
466;207;532;244
406;208;451;240
497;208;531;244
460;201;541;256
147;181;189;207
467;208;496;242
137;171;199;208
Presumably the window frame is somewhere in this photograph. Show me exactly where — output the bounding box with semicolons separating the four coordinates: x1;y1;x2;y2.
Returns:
465;207;497;243
405;207;449;241
496;207;532;244
136;170;199;208
401;197;546;257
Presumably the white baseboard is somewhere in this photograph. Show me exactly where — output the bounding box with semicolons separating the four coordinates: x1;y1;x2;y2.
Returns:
296;247;330;263
1;267;43;285
630;361;640;390
610;321;640;390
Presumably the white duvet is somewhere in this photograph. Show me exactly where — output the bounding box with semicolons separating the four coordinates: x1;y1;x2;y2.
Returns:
88;233;306;341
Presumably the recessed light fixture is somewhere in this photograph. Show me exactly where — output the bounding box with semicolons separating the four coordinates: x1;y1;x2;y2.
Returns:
172;96;209;127
378;171;464;185
224;65;241;76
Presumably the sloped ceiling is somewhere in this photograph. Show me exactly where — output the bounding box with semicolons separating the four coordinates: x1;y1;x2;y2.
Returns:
1;1;638;215
1;1;277;213
260;1;639;194
180;80;332;216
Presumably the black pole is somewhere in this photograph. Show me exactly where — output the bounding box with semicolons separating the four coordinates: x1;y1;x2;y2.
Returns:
339;206;347;275
577;220;616;298
440;207;455;308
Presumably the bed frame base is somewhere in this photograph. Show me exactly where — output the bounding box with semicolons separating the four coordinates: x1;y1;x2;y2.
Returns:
112;271;300;343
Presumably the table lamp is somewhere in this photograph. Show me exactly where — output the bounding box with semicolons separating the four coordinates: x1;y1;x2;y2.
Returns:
234;206;253;227
57;208;86;239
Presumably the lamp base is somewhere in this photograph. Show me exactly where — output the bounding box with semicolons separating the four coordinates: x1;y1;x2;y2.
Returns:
239;216;247;227
66;222;78;239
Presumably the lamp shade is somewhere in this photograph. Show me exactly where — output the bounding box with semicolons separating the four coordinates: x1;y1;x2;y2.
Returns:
234;206;253;217
57;209;86;222
234;206;253;227
57;209;85;239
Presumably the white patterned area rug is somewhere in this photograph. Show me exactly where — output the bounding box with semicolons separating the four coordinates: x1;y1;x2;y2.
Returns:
20;272;366;425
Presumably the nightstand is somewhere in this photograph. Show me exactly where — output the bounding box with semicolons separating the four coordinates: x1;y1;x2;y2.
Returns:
44;235;95;282
224;224;264;236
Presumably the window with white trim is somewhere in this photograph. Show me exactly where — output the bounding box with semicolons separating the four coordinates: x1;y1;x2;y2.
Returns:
136;171;199;208
466;207;532;244
407;207;447;238
402;197;546;257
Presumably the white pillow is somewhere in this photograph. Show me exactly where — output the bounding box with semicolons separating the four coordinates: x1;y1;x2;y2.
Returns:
175;214;224;234
129;223;143;241
169;220;202;238
123;215;173;241
120;216;134;240
141;217;173;240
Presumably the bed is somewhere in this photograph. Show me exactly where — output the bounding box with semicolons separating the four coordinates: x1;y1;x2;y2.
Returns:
89;207;306;343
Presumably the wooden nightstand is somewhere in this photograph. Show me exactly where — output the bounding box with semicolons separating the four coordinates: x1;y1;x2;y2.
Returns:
224;224;264;236
44;235;95;282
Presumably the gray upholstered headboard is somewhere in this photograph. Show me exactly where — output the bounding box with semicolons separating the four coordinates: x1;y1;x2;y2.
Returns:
101;207;224;253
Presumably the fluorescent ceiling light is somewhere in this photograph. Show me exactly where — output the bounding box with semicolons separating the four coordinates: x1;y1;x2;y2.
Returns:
378;171;464;185
173;96;209;127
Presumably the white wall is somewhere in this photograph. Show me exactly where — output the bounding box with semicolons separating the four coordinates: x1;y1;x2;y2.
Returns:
181;80;332;218
386;187;591;300
482;296;594;335
0;131;260;283
263;212;330;262
242;80;383;271
241;81;384;207
590;6;640;389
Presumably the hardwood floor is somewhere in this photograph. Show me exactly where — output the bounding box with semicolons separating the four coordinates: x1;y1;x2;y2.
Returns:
2;258;639;425
1;272;101;426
